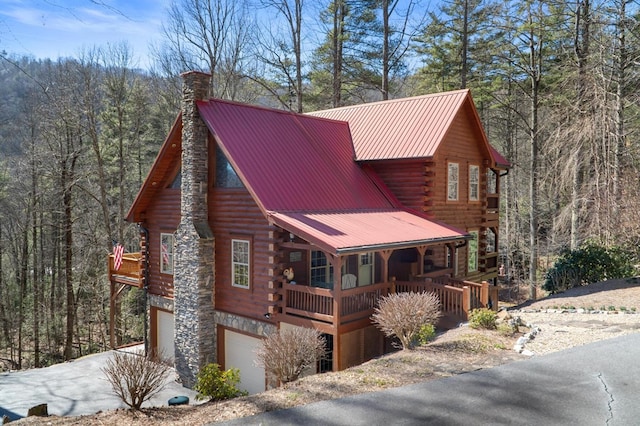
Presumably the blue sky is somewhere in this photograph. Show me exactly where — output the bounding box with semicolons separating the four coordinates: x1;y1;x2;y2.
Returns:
0;0;168;68
0;0;430;70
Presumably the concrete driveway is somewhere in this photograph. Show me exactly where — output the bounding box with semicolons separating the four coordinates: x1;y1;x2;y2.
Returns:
215;333;640;426
0;346;197;421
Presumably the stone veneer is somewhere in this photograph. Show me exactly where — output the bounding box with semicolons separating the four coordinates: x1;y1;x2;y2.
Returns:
174;71;216;388
215;311;277;339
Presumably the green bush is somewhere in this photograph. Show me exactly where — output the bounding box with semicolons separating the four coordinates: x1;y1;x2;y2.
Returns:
194;363;247;401
468;308;497;330
543;241;637;293
413;324;437;346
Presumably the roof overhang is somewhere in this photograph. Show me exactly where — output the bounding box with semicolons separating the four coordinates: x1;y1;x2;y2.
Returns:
268;209;470;256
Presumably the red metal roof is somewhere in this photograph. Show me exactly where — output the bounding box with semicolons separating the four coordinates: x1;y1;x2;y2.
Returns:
197;99;395;213
490;145;511;169
269;210;468;255
197;99;467;252
309;90;470;161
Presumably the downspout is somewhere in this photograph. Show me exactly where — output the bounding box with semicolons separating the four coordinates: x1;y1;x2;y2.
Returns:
139;223;150;356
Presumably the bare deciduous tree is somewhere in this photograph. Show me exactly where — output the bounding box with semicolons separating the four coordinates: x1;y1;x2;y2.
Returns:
255;327;326;385
101;350;170;410
371;292;441;350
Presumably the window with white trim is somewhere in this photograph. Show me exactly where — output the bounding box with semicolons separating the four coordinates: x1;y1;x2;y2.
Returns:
232;239;250;288
358;252;375;286
311;250;333;286
448;162;459;201
468;230;479;273
160;233;175;274
469;165;479;201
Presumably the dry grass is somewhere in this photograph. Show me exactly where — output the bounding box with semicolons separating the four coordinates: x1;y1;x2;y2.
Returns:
14;278;640;426
14;327;521;426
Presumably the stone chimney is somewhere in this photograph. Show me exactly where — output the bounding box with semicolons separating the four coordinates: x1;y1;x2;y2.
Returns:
174;71;216;388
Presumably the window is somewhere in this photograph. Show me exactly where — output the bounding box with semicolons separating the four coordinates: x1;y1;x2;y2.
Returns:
468;230;479;273
358;252;374;286
232;239;250;288
311;250;333;285
447;162;459;201
170;169;181;189
469;165;479;201
160;233;175;274
486;228;496;253
215;145;244;188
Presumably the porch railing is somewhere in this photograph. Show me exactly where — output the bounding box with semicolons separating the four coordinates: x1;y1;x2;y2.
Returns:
108;252;143;288
281;277;498;328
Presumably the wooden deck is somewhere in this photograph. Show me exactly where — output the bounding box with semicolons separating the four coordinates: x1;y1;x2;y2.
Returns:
107;253;144;348
280;277;498;332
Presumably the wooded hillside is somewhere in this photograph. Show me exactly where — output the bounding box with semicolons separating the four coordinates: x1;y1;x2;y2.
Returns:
1;0;639;370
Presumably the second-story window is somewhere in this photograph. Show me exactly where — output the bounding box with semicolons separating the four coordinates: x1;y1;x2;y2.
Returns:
160;233;175;274
448;162;459;201
469;165;479;201
232;239;250;289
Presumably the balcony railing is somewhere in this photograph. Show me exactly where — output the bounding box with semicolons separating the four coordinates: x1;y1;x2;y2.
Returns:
108;252;143;288
281;277;498;329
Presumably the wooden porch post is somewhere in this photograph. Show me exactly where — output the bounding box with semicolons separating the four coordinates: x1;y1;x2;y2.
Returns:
462;286;471;320
379;250;393;284
416;245;428;277
331;255;342;371
109;280;115;349
481;281;489;308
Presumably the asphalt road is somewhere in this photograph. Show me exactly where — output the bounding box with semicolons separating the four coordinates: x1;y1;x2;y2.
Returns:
215;333;640;426
0;345;197;421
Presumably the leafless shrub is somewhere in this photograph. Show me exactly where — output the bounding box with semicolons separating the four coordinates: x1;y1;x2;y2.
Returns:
101;350;171;410
255;327;326;386
371;292;442;350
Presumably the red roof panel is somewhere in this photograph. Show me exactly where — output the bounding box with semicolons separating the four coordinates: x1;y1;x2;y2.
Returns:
197;99;395;213
269;210;468;255
309;90;469;161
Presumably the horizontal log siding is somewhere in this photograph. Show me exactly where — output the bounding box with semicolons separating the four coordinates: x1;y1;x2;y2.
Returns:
431;108;490;280
369;161;425;212
211;188;274;320
144;188;181;298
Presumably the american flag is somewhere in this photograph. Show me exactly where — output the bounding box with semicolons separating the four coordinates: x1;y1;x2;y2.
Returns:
113;243;125;271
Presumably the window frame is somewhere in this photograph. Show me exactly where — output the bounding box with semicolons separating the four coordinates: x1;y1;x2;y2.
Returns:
468;230;479;273
469;164;480;202
231;238;251;289
310;250;333;285
160;233;175;275
447;162;459;201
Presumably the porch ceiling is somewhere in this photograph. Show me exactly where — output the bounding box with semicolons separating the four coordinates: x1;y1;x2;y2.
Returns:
269;209;469;255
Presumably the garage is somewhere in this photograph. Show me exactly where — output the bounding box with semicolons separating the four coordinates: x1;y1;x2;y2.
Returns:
224;330;265;394
157;309;174;362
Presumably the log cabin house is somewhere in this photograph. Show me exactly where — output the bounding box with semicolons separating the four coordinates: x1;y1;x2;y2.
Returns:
108;71;509;393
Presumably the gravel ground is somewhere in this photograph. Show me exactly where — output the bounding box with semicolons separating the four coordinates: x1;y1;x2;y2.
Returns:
509;278;640;355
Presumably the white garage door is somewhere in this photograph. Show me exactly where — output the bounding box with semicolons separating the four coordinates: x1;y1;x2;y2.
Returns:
224;330;265;395
157;310;174;362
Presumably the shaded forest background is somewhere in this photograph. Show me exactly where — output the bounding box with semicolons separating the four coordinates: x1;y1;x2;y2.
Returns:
1;0;639;371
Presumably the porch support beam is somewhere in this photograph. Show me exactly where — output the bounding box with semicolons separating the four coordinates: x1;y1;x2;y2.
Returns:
379;250;393;284
416;245;428;276
331;255;342;371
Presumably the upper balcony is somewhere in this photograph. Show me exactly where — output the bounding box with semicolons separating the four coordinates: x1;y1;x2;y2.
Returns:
107;252;143;288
